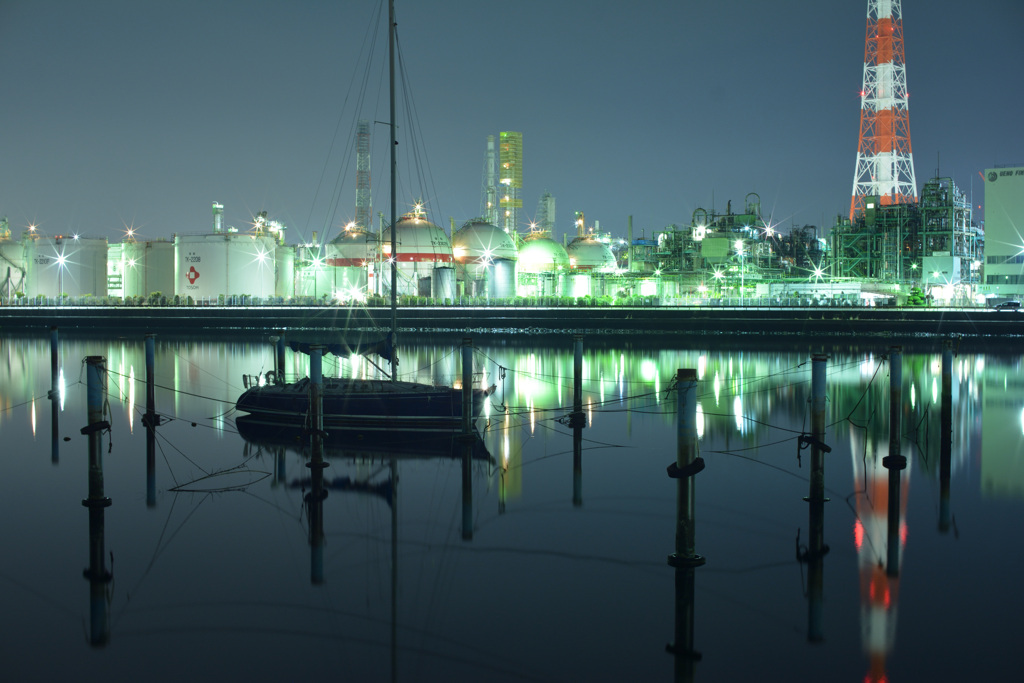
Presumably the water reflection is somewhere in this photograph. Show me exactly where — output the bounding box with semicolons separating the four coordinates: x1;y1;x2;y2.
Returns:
0;332;1020;680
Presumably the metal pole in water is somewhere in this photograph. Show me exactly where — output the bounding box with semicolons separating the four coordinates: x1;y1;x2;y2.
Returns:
461;338;474;540
81;355;111;647
939;339;953;533
572;334;585;506
144;333;158;507
806;353;829;642
307;345;327;584
461;338;473;434
666;368;703;677
49;325;59;398
884;346;905;578
275;333;286;382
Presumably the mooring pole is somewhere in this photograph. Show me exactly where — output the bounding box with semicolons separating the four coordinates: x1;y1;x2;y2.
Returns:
884;346;905;578
50;326;60;464
306;345;328;584
939;340;953;533
275;333;286;383
144;334;158;506
461;337;475;540
462;338;473;434
572;334;585;506
49;325;58;398
806;353;830;642
82;355;112;646
666;368;703;678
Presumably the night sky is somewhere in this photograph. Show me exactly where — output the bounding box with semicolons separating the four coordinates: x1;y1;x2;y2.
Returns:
2;0;1022;246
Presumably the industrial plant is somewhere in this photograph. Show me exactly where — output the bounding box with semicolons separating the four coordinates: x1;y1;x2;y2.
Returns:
0;0;1020;308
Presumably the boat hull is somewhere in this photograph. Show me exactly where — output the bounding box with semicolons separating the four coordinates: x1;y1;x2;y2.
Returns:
235;377;491;432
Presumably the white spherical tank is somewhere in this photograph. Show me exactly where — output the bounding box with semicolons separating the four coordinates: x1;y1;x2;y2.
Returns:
517;235;569;274
109;240;174;299
567;236;617;272
381;210;453;297
0;238;27;299
453;220;517;274
175;233;277;301
25;235;108;298
326;229;374;299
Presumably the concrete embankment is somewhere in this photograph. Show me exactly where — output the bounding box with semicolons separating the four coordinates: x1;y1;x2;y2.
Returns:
1;304;1020;341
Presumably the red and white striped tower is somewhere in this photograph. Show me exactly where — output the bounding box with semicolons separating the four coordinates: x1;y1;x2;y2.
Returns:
850;0;916;220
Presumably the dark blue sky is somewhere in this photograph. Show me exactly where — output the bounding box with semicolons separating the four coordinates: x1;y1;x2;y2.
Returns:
2;0;1021;245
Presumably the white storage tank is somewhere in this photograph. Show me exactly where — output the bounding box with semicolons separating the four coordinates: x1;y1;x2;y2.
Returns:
518;235;569;274
326;229;374;299
381;209;453;297
174;232;277;301
274;245;295;299
488;258;516;299
25;235;108;298
567;235;618;272
432;266;456;300
109;240;174;299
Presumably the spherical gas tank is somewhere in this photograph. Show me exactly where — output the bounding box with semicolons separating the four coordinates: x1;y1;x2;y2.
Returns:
567;236;617;272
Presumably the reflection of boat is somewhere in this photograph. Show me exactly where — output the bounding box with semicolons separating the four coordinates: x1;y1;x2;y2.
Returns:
235;414;493;463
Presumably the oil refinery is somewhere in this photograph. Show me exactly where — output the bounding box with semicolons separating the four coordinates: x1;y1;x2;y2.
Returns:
0;0;1020;309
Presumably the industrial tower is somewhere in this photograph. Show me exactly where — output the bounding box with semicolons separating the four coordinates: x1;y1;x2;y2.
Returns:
355;119;371;229
481;135;498;225
499;131;523;234
850;0;916;220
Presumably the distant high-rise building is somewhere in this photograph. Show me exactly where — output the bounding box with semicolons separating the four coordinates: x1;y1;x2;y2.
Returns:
356;119;371;230
499;131;523;234
536;192;555;232
851;0;916;220
481;135;498;225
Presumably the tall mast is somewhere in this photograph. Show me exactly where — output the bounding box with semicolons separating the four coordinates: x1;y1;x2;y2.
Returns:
850;0;916;220
388;0;398;378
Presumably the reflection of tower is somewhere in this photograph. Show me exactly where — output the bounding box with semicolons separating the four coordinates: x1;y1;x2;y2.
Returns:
850;0;917;219
499;131;523;234
850;430;910;682
481;135;498;225
356;119;372;230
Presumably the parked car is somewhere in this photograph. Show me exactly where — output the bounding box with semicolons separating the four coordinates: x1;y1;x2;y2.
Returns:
994;300;1021;310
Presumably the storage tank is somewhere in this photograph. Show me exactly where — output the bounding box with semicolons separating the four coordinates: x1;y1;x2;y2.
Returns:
517;235;569;274
432;266;456;300
109;240;174;299
567;235;617;272
174;232;277;301
274;245;295;299
488;258;516;299
380;209;453;297
453;219;517;298
25;235;108;298
326;229;374;299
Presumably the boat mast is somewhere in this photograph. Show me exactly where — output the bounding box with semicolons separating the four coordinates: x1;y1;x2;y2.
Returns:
388;0;398;381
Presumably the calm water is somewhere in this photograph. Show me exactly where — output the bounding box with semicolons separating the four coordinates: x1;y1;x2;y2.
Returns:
1;332;1021;682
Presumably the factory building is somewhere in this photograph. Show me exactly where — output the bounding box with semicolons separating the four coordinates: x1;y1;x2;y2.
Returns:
830;176;982;303
981;166;1024;299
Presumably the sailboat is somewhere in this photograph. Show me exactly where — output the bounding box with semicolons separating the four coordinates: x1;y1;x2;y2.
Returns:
235;0;493;432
